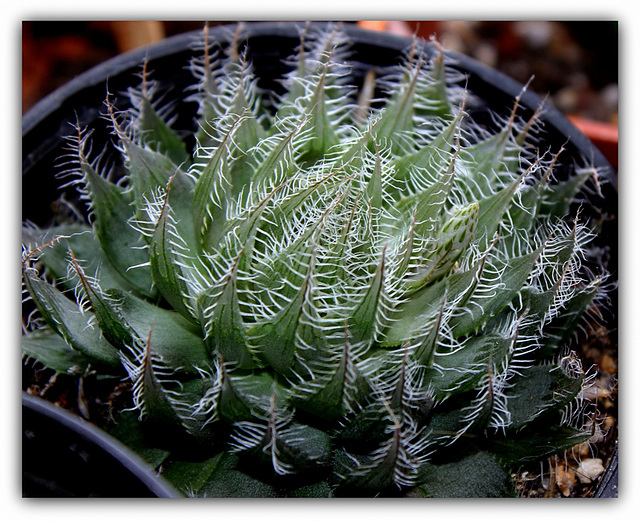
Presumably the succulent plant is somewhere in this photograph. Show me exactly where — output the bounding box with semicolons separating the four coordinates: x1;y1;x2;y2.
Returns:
22;23;611;497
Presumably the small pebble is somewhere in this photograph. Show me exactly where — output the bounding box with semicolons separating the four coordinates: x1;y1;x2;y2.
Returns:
600;353;617;374
577;458;605;484
556;465;576;497
514;21;552;49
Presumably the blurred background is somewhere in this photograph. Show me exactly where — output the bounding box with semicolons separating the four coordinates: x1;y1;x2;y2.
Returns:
22;20;618;168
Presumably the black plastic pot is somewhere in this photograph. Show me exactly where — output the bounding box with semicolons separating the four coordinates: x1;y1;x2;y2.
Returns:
22;392;181;497
22;21;618;498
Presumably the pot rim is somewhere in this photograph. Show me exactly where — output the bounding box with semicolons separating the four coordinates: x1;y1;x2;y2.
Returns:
22;21;615;187
22;392;182;498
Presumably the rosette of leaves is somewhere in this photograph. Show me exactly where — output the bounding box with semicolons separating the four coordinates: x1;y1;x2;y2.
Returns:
22;23;610;498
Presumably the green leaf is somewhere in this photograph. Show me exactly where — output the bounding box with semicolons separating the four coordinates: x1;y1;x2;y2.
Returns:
148;197;195;321
519;286;559;331
337;425;414;492
338;404;391;449
509;184;543;233
135;340;183;424
391;103;461;194
507;154;558;233
248;286;309;374
541;279;601;352
127;354;209;436
216;369;286;422
191;43;224;153
232;411;332;476
458;101;521;198
121;138;180;216
22;328;91;375
228;99;264;160
449;247;542;337
334;120;376;172
250;119;301;187
298;63;340;164
23;268;121;366
161;452;237;497
67;252;133;350
105;410;171;469
276;423;333;473
112;289;209;371
250;179;345;295
384;249;490;346
225;110;265;199
23;223;127;292
365;142;383;211
410;292;447;366
392;152;455;236
254;169;343;255
506;363;584;429
218;176;289;253
488;425;592;465
164;169;198;247
274;28;310;116
273;22;346;126
383;279;448;348
540;169;593;219
374;60;423;153
192;116;240;248
197;252;257;369
248;235;320;373
198;469;280;498
79;157;154;296
135;94;189;166
475;170;526;248
409;451;516;498
414;44;453;120
287;480;334;498
293;340;361;421
423;333;512;399
406;202;478;292
384;245;536;343
348;247;387;344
